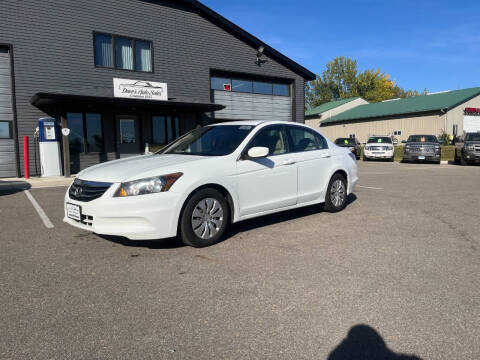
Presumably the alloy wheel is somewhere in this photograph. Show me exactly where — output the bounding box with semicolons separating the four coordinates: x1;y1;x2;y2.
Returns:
330;179;346;208
191;198;224;239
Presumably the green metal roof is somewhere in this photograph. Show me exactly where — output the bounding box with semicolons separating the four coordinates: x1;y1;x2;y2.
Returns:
323;87;480;124
305;97;360;117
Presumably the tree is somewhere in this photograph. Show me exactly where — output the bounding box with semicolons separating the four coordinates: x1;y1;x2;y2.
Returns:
305;57;425;110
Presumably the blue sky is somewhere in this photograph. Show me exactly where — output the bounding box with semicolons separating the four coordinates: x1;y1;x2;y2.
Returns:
201;0;480;93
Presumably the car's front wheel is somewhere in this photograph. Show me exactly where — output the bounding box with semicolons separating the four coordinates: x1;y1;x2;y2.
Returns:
180;188;229;247
324;174;348;213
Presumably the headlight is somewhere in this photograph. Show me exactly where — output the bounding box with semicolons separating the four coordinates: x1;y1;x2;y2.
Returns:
349;147;355;152
114;172;183;197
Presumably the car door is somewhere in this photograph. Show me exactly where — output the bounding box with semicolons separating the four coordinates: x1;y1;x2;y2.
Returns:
285;125;332;204
236;125;297;217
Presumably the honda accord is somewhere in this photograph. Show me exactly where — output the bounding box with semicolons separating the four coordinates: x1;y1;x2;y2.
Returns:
64;121;358;247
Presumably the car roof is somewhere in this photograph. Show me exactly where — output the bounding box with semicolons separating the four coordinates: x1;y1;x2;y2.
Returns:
211;120;266;126
209;120;309;127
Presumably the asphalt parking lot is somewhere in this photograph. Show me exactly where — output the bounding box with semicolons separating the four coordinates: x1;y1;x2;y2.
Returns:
1;162;479;359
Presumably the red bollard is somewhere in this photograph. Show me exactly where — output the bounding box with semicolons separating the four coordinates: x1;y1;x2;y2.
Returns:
23;136;29;179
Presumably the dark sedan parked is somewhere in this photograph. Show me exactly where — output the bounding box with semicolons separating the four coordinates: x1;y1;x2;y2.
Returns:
402;135;441;164
334;138;361;159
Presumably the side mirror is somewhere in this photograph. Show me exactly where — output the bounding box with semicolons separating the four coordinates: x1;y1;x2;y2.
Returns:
401;140;407;144
247;146;269;159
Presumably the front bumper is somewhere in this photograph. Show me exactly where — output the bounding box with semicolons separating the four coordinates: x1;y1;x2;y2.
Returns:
464;151;480;162
364;149;394;159
403;152;441;161
63;183;182;240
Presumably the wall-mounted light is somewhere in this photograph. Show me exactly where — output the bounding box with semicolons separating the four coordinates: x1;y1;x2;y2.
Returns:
255;46;267;66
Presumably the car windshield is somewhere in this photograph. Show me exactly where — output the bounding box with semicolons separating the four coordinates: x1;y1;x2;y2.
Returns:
335;138;356;146
465;133;480;141
407;135;438;143
161;125;254;156
367;137;392;144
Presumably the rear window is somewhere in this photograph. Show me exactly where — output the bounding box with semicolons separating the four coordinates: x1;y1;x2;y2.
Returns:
367;137;392;144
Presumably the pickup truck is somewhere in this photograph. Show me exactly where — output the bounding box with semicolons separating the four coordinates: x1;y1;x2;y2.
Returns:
454;132;480;165
402;135;441;164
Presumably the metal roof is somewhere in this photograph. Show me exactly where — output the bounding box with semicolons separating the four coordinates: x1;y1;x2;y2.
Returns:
305;97;361;118
323;87;480;124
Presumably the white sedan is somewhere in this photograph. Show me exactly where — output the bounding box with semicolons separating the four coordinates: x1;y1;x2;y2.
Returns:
64;121;358;247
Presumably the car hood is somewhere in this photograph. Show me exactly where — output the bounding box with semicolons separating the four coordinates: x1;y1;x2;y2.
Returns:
465;141;480;145
77;154;207;182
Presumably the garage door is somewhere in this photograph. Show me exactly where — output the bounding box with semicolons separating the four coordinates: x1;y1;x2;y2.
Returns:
0;47;16;178
211;77;292;122
463;115;480;133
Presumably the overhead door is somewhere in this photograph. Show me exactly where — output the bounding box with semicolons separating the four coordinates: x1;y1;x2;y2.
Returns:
0;47;16;178
211;76;292;122
213;91;292;122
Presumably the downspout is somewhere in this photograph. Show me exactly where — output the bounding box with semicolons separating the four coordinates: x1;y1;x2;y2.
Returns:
440;108;447;133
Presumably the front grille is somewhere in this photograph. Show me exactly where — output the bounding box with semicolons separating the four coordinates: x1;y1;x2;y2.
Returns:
69;179;112;202
474;145;480;153
409;145;435;153
369;146;390;151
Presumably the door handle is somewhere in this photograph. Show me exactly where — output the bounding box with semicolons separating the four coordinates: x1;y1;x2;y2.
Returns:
282;159;296;165
320;153;331;158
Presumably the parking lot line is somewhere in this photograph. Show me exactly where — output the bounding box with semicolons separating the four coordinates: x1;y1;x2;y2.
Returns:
24;190;54;229
357;185;383;190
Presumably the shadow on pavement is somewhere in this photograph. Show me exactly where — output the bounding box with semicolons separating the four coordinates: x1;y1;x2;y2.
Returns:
228;193;357;237
328;324;422;360
97;234;185;249
0;180;31;196
97;194;357;249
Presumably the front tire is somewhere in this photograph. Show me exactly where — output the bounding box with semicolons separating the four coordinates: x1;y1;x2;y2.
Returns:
179;188;229;248
324;174;348;213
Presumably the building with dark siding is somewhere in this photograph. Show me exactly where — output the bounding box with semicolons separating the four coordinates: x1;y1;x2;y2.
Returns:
0;0;314;177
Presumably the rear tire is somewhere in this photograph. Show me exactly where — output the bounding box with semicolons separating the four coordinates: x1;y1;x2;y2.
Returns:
179;188;229;248
324;173;348;213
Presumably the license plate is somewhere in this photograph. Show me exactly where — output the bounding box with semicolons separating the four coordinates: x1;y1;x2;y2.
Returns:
66;203;81;221
418;156;425;160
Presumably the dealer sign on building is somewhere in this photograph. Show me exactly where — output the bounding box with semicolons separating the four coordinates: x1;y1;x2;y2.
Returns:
113;78;168;101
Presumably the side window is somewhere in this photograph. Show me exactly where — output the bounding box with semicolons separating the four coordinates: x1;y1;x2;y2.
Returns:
248;126;288;156
287;126;328;152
